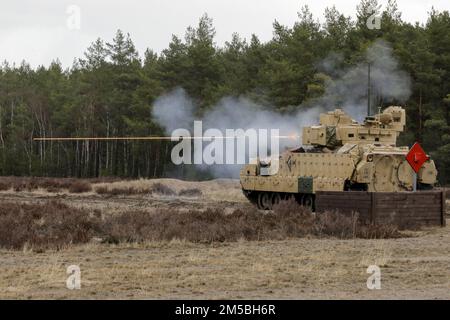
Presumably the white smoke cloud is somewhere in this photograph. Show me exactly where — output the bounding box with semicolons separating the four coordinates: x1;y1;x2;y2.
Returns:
316;39;411;121
152;87;195;133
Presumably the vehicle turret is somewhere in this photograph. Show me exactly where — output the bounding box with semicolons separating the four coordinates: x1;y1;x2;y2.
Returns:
302;106;406;148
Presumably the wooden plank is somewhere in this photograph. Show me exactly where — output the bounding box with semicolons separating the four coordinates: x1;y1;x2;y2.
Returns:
388;215;440;218
380;210;441;215
317;199;370;208
371;192;376;223
375;204;441;210
381;212;441;217
375;207;441;212
375;203;438;207
318;206;371;211
317;197;372;203
317;204;371;209
377;197;440;202
316;209;370;216
375;198;441;205
393;217;442;222
376;196;441;202
376;212;441;217
394;220;441;224
381;217;440;226
376;213;440;218
395;217;442;221
375;199;437;205
377;199;437;205
376;212;441;218
316;203;370;208
318;200;371;205
376;192;439;198
398;221;442;227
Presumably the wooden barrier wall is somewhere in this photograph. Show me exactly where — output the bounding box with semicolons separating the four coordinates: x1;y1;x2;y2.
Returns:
315;191;446;227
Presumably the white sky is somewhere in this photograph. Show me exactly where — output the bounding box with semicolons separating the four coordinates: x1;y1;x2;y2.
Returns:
0;0;448;68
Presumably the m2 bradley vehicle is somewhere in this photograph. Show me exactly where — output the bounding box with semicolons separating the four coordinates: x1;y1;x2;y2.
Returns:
240;106;438;210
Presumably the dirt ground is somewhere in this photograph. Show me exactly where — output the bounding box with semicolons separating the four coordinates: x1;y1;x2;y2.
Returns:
0;178;449;299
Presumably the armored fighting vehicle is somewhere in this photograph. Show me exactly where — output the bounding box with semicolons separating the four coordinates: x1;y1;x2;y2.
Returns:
240;106;438;210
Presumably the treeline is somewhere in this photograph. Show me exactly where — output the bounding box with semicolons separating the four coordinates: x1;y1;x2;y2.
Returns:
0;0;449;183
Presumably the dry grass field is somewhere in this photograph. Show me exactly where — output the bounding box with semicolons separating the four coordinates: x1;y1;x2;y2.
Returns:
0;177;448;299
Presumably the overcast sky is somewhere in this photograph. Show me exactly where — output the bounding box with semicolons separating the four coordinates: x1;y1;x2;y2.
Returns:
0;0;448;68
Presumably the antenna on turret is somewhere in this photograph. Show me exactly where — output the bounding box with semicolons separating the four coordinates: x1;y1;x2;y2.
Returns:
367;62;371;116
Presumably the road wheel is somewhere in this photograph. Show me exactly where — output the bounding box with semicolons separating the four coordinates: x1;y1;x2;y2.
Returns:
271;193;281;208
302;194;314;211
257;192;272;210
297;194;304;205
284;193;295;202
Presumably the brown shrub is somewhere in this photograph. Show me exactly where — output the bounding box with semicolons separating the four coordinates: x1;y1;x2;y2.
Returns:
0;201;101;250
0;181;10;191
14;182;27;192
88;177;126;184
46;186;63;193
102;201;402;244
95;186;109;195
112;187;150;195
0;177;128;193
102;209;249;243
0;177;79;192
68;181;92;193
26;178;40;191
40;178;75;190
95;186;151;196
0;199;403;250
151;183;176;196
178;188;202;197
